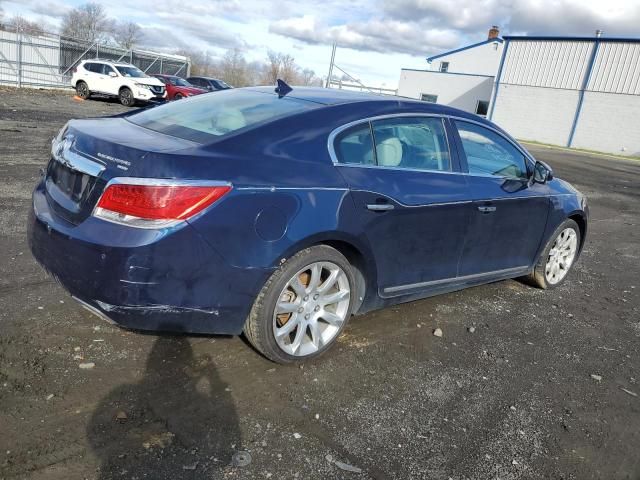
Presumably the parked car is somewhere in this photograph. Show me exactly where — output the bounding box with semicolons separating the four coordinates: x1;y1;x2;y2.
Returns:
186;76;232;92
29;85;588;363
152;74;207;100
71;60;166;106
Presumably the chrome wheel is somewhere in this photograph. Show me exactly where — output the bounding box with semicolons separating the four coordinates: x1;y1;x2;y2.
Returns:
545;227;578;285
273;261;350;356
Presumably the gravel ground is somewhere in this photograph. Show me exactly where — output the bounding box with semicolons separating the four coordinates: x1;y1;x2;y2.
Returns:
0;87;638;480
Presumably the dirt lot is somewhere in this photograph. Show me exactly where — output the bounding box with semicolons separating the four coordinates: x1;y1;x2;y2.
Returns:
1;87;638;480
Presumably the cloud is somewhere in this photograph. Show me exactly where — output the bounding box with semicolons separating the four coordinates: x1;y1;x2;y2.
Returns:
270;15;461;56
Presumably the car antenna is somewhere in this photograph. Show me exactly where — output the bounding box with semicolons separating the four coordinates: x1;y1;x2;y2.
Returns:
274;79;293;97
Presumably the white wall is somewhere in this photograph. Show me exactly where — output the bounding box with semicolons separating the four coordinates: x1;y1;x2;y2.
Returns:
491;84;579;146
572;92;640;156
398;69;494;113
428;41;503;76
491;38;640;155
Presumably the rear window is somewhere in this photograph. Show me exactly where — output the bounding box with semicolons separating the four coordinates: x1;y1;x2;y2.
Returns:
127;89;318;143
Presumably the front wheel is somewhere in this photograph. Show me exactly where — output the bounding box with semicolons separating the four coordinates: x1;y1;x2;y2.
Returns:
174;93;183;100
527;219;581;289
119;87;135;107
244;246;355;363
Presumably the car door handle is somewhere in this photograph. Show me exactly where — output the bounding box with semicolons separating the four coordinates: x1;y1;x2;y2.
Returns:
367;204;395;212
477;206;496;213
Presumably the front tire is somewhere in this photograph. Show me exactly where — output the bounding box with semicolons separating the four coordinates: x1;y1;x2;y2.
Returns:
119;87;135;107
174;93;184;100
527;219;581;289
76;81;90;99
244;246;356;364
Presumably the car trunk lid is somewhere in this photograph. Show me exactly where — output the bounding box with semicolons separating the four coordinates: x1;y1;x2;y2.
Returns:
44;117;198;225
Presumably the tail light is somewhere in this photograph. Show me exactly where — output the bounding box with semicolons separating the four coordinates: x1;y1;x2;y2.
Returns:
93;179;231;228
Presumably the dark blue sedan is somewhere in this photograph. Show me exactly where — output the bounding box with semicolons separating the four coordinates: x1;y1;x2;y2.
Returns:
28;85;588;363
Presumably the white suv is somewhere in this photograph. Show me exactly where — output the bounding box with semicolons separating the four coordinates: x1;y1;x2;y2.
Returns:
71;60;167;107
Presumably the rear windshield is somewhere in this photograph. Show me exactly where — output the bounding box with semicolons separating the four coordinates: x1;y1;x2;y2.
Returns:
127;89;318;143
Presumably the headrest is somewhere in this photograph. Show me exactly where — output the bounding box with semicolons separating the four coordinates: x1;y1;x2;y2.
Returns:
376;137;403;167
215;108;246;132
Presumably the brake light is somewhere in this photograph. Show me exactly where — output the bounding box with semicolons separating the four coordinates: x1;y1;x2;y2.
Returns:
94;180;231;228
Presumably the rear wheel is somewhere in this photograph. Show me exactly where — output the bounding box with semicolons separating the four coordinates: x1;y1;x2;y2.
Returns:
244;246;355;363
76;81;90;99
527;219;580;289
119;87;135;107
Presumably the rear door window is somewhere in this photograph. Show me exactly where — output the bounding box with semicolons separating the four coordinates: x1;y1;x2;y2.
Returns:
371;117;450;171
334;124;375;165
128;89;319;143
84;62;99;73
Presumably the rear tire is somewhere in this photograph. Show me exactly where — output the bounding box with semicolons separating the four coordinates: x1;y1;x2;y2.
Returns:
526;219;580;289
244;245;356;364
76;81;90;99
119;87;135;107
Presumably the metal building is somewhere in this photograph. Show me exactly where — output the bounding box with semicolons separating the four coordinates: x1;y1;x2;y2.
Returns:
490;35;640;156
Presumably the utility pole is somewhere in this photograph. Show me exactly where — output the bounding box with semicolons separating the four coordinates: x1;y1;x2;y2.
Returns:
325;43;336;88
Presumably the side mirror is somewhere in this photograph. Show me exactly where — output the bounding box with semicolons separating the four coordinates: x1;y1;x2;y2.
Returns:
532;161;553;184
109;71;117;78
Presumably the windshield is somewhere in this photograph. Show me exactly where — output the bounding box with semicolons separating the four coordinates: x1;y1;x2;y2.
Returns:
172;77;191;87
216;80;231;89
127;89;319;143
116;65;148;78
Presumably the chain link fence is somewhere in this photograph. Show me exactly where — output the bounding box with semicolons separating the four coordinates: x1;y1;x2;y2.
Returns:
0;26;190;89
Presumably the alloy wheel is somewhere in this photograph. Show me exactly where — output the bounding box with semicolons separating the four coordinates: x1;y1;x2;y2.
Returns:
272;261;350;356
77;83;88;98
545;227;578;285
120;89;133;106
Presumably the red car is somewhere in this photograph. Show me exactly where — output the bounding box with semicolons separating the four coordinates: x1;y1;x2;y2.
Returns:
152;74;207;100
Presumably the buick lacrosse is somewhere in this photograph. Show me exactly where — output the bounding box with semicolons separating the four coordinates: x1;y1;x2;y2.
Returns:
28;83;588;363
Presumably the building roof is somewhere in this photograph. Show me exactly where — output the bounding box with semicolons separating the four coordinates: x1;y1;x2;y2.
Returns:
503;35;640;43
426;37;504;63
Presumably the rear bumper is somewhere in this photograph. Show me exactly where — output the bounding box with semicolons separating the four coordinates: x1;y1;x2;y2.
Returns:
28;182;271;335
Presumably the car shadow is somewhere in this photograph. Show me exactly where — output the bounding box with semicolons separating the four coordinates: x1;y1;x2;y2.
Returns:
86;331;241;479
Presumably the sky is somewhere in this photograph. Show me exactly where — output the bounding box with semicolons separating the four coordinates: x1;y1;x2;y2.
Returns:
2;0;639;88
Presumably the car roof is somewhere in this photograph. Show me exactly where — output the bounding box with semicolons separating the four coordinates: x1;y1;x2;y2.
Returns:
188;76;223;81
82;60;134;67
242;86;500;130
246;86;457;109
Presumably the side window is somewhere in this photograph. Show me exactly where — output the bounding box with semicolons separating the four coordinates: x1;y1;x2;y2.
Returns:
103;65;116;76
371;117;450;171
334;123;375;165
455;121;528;179
84;62;98;73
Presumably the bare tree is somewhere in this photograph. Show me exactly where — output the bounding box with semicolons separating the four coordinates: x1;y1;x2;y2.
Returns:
219;48;249;87
262;51;303;84
113;21;141;50
300;68;322;86
6;15;46;36
61;3;113;43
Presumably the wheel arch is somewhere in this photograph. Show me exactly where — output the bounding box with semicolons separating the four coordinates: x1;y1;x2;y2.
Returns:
276;232;378;314
568;210;587;256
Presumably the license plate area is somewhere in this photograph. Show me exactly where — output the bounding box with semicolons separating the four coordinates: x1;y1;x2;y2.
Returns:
45;158;104;224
